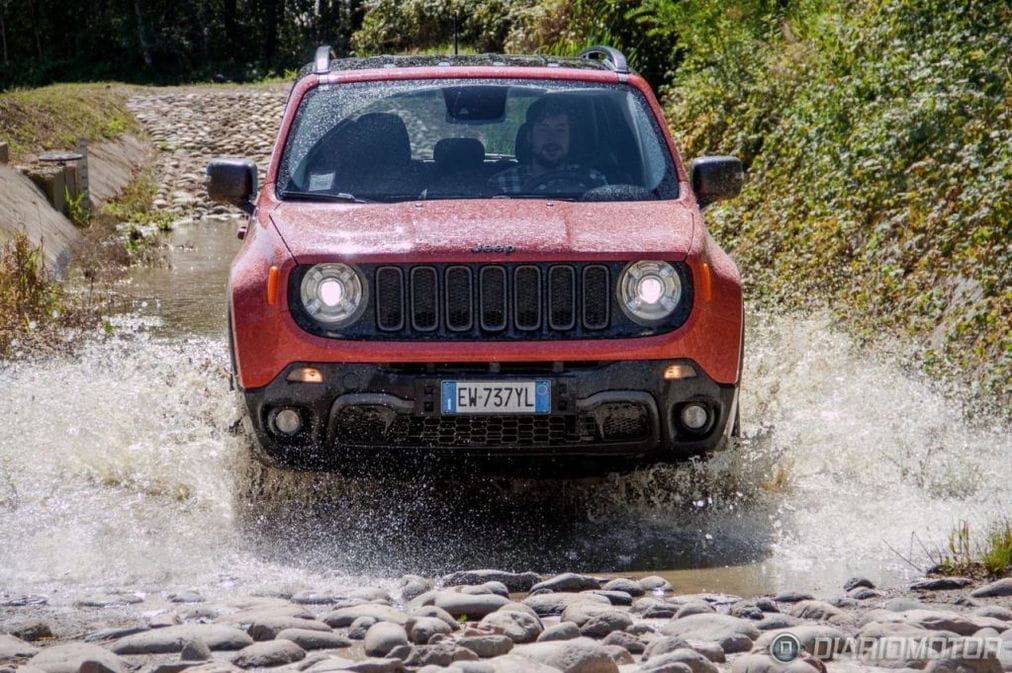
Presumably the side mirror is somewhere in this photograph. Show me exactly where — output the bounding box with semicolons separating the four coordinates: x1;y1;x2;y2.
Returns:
207;158;257;216
690;156;743;208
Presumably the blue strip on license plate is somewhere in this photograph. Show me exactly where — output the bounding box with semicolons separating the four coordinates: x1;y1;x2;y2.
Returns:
441;380;551;414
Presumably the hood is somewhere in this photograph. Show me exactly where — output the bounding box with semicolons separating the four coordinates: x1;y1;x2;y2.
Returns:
269;198;695;263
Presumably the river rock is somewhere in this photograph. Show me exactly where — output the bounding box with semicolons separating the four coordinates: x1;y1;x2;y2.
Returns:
910;577;974;591
660;614;760;653
113;625;253;654
232;640;306;668
511;639;618;673
400;642;478;667
169;592;206;604
398;575;434;602
84;627;150;643
220;605;314;624
924;638;1003;673
639;576;673;593
729;653;821;673
601;578;645;597
902;609;998;636
9;621;54;641
364;623;409;657
324;605;408;628
348;616;379;639
482;654;559;672
774;592;815;603
631;597;678;618
530;573;601;594
248;618;333;641
0;634;39;658
30;644;126;673
602;644;634;665
441;570;541;593
676;602;716;619
579;611;633;638
275;629;350;651
756;614;803;631
974;606;1012;621
538;622;582;642
478;610;543;643
879;597;926;612
843;577;876;591
600;630;644;653
972;578;1012;598
174;639;210;663
409;616;454;644
458;635;513;658
413;605;460;630
640;648;718;673
583;590;632;606
788;600;855;625
434;592;510;619
524;592;610;617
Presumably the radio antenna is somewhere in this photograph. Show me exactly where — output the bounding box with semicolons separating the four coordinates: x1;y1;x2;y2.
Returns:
452;10;459;55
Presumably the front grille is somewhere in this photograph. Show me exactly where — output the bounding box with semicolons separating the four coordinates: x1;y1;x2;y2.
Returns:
331;401;652;449
289;261;692;340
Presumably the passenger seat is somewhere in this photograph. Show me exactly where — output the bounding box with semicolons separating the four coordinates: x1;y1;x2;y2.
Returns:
427;138;487;198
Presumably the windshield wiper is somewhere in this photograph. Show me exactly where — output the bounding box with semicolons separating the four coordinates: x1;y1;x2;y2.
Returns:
279;190;369;203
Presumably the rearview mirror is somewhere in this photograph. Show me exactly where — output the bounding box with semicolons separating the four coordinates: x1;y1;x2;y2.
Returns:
690;156;743;208
207;158;257;216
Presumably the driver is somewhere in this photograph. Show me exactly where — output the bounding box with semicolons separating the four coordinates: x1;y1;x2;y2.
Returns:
490;97;606;194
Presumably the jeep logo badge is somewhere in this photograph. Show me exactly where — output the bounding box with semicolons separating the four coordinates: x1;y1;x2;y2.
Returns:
471;244;515;254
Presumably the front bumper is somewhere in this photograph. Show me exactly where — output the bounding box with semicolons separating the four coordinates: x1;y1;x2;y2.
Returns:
241;359;737;477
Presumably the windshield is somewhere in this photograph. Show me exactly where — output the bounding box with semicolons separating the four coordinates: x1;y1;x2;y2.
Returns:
277;78;679;202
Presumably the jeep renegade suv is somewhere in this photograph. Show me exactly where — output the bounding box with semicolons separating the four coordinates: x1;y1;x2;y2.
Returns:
208;46;744;476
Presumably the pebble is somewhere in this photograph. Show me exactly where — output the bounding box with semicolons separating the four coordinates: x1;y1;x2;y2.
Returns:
638;575;673;593
409;616;454;644
180;638;212;661
440;570;540;593
511;639;619;673
433;592;510;619
529;572;601;594
601;578;645;597
660;614;760;654
477;609;543;643
971;577;1012;597
457;635;513;658
364;622;409;657
111;624;253;654
842;576;876;591
537;621;581;642
231;639;306;668
910;576;974;591
275;628;351;650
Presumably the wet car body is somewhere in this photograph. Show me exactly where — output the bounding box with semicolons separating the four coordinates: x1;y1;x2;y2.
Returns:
212;48;744;476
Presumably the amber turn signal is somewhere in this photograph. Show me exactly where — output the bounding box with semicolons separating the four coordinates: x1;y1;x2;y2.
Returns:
700;262;713;303
287;367;324;383
266;266;280;305
663;363;697;380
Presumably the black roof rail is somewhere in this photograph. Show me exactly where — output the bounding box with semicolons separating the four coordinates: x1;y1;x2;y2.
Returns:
578;46;629;74
314;45;334;74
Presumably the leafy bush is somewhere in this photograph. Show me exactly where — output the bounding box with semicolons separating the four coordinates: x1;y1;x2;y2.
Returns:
662;0;1010;411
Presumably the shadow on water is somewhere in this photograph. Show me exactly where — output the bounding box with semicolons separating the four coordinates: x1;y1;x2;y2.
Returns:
230;434;783;579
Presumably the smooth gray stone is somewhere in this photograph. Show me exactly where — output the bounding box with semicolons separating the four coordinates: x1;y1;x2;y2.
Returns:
773;592;814;603
843;576;876;591
31;643;126;673
323;605;408;628
600;578;645;597
631;597;677;618
641;648;718;673
363;623;408;657
530;573;602;594
112;625;254;654
511;639;618;673
971;578;1012;598
974;606;1012;621
537;622;581;642
524;592;610;617
180;638;212;661
231;640;306;668
457;635;513;658
478;610;542;643
440;570;540;593
676;602;715;619
348;616;378;639
169;592;207;604
412;605;460;630
660;614;760;654
600;630;644;653
579;612;633;639
433;592;509;619
910;577;973;591
583;590;632;606
409;617;453;644
275;629;350;651
638;576;673;593
247;618;332;641
84;627;149;643
0;634;39;658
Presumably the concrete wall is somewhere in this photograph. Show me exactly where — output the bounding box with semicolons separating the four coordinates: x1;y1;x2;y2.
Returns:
0;134;152;273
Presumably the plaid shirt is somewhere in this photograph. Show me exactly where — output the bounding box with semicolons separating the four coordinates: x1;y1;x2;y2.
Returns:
489;163;606;194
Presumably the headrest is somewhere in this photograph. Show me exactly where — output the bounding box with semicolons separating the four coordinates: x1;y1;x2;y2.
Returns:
514;123;530;164
434;137;485;170
349;112;411;168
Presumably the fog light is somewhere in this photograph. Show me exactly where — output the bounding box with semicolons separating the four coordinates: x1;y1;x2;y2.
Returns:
663;363;697;380
680;403;709;431
287;367;324;383
271;408;303;435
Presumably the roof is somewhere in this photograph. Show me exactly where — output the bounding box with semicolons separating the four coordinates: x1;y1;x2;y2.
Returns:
296;48;631;82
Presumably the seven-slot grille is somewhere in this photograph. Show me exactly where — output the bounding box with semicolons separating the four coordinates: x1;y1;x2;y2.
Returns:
375;263;611;337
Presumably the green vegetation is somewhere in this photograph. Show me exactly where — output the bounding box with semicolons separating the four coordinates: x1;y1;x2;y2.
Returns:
0;84;138;161
657;0;1010;412
0;231;97;357
101;171;173;234
933;518;1012;578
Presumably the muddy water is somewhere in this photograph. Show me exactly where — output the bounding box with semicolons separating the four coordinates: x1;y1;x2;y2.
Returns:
2;218;1010;605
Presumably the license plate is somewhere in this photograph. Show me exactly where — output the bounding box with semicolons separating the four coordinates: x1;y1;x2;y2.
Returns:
441;380;551;415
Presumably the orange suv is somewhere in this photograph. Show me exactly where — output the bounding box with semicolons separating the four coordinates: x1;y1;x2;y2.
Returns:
208;46;744;476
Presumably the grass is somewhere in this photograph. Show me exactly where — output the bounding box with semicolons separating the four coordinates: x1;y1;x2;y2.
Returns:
0;231;99;358
0;83;139;161
931;518;1012;578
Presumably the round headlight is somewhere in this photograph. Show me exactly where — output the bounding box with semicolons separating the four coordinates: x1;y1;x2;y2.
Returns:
300;263;366;326
618;260;682;324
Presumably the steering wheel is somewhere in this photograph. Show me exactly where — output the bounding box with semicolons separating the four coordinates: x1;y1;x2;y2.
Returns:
521;169;595;194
